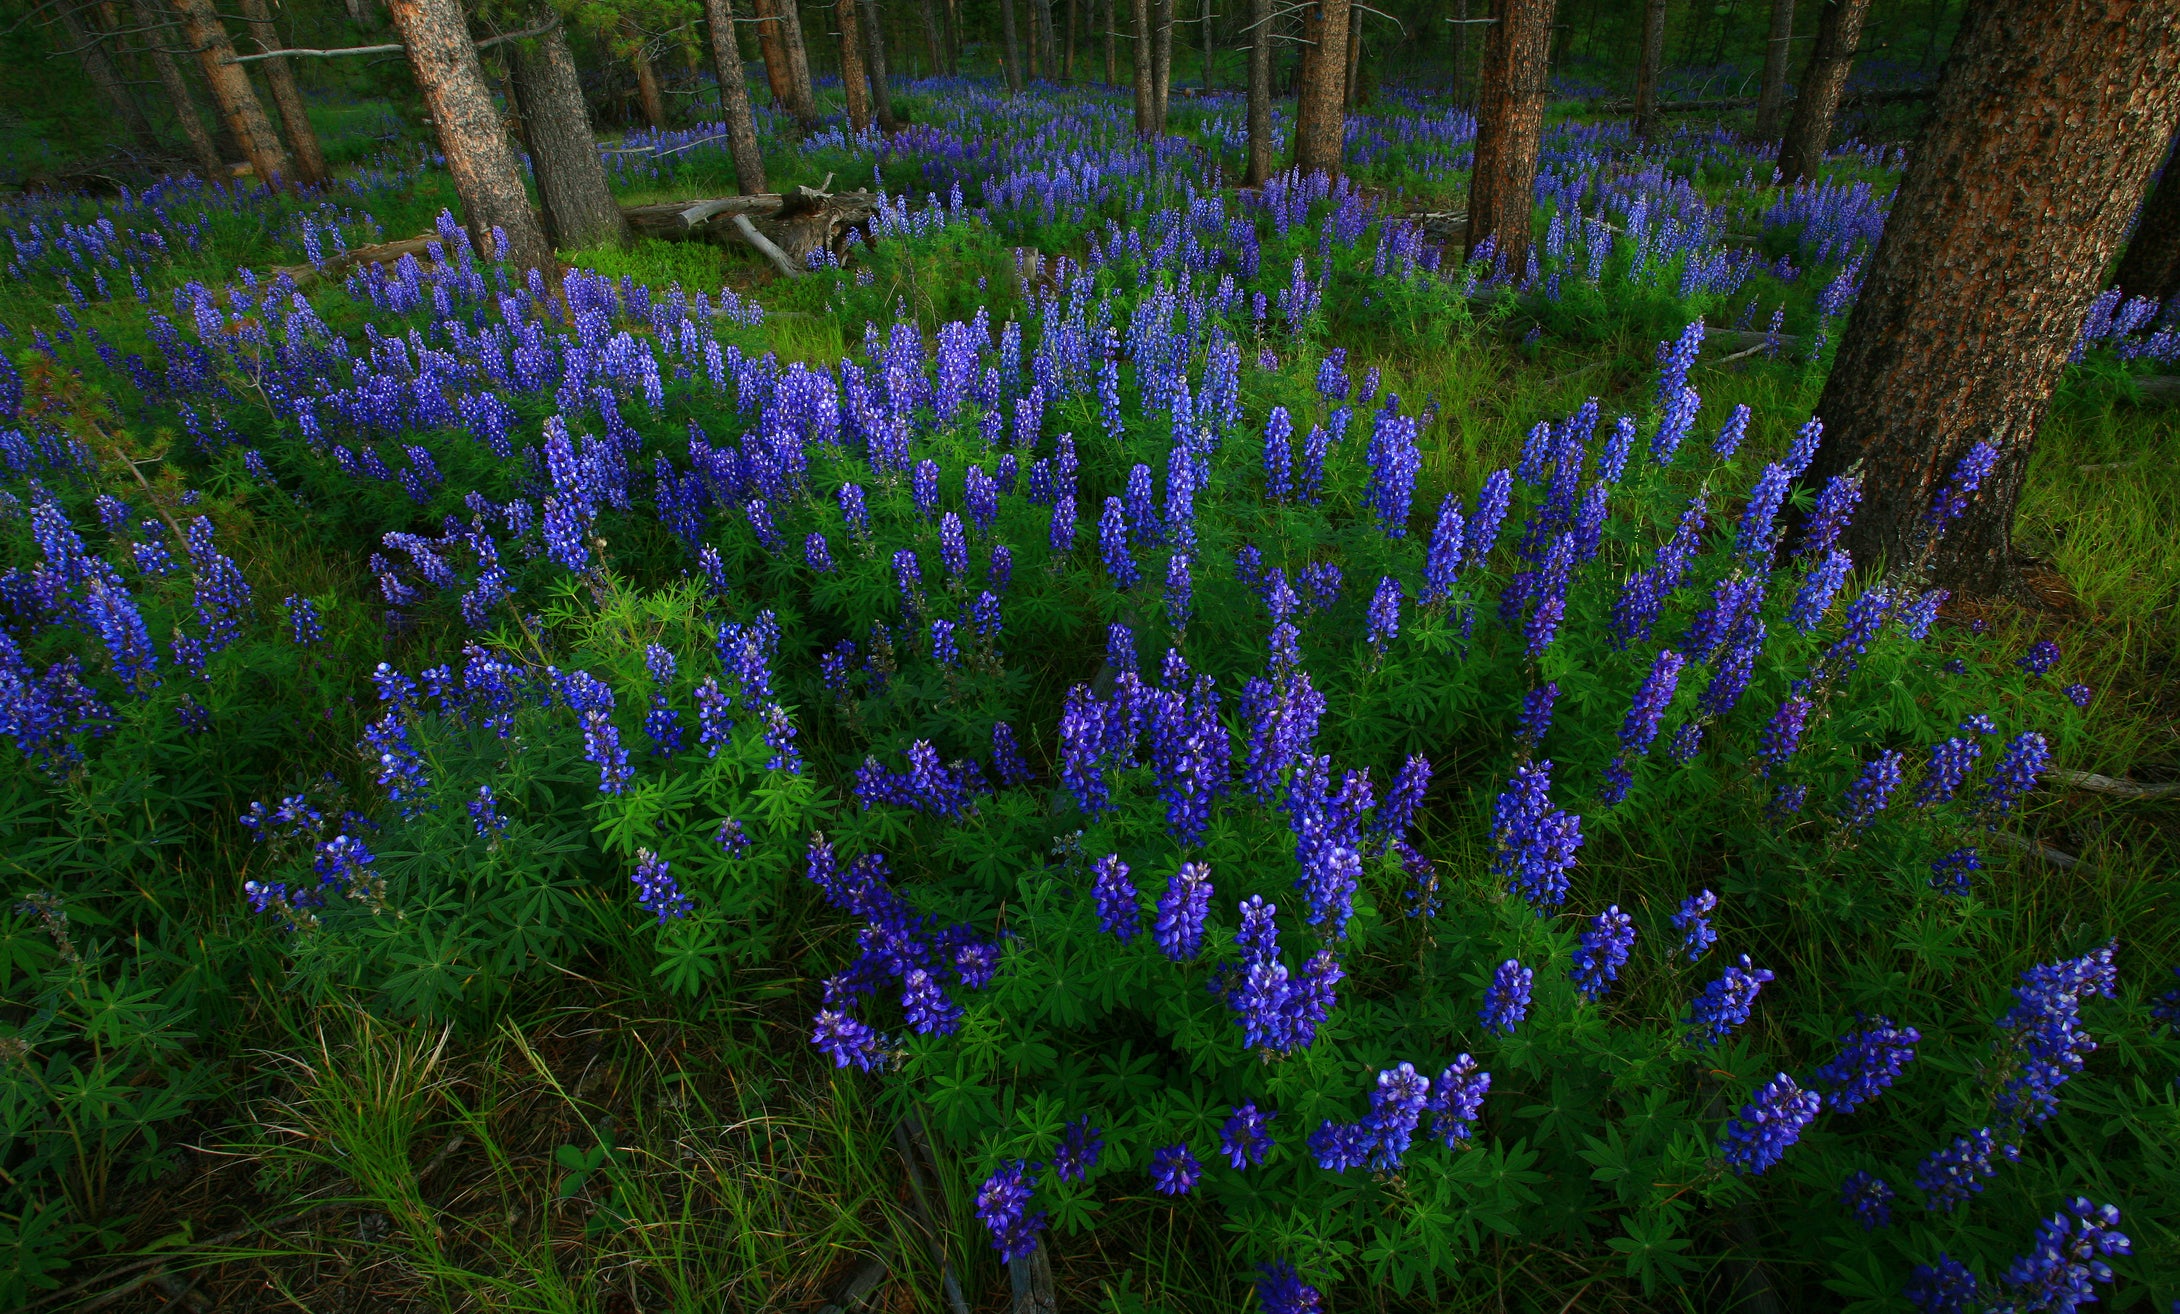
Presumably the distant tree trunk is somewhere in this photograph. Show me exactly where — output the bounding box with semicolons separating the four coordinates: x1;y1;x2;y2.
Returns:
1449;0;1466;103
170;0;292;185
622;21;668;127
1753;0;1794;138
923;0;948;79
1291;0;1348;173
237;0;328;184
1105;0;1117;84
835;0;874;131
859;0;896;128
1632;0;1666;138
2113;136;2180;305
1152;0;1173;127
1204;0;1217;92
1292;0;1319;129
54;2;158;151
1130;0;1153;130
1000;0;1026;89
777;0;820;125
1466;0;1556;267
128;0;221;174
1067;0;1080;78
1774;0;1869;183
384;0;551;267
750;0;794;109
508;14;624;250
1798;0;2180;598
704;0;771;184
1342;3;1360;107
1245;0;1270;181
1038;0;1062;77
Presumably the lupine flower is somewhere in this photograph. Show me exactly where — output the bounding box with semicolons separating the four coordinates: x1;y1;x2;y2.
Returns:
1712;404;1750;460
1220;1103;1275;1168
804;532;836;573
286;595;323;646
811;1009;889;1070
1365;406;1421;536
1571;906;1636;1000
1090;854;1139;940
631;849;691;923
1916;737;1983;808
1263;406;1294;500
1165;549;1193;632
2017;639;2061;675
714;817;750;858
1053;1116;1103;1183
1365;577;1402;657
1253;1262;1324;1314
1927;440;2002;527
1842;1170;1895;1230
1153;862;1212;961
1489;761;1583;910
1930;846;1982;895
1602;649;1686;803
974;1160;1045;1261
1837;751;1905;830
1148;1143;1202;1194
1672;889;1718;961
1916;1128;2019;1212
1098;497;1138;588
1049;493;1076;555
1996;1198;2129;1314
1480;959;1533;1034
1359;1061;1432;1170
1686;954;1774;1046
2062;682;2092;708
760;703;802;773
1978;731;2049;817
469;784;507;837
1904;1255;1981;1314
1428;1054;1490;1145
1756;696;1812;774
1801;474;1864;559
1721;1073;1820;1175
992;722;1032;785
1421;496;1466;604
1468;470;1512;567
902;967;964;1035
1788;550;1852;632
940;514;969;585
1813;1016;1921;1113
1599;413;1636;481
1993;941;2117;1126
1897;588;1946;640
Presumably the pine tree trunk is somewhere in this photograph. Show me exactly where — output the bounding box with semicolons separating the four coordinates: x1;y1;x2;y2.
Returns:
237;0;328;184
1204;0;1217;92
1753;0;1794;138
1449;0;1466;104
55;2;158;151
1632;0;1666;138
1066;0;1079;79
751;0;794;110
1292;0;1318;139
1034;0;1057;78
626;23;667;128
777;0;820;126
923;0;948;81
169;0;292;186
835;0;874;132
1129;0;1153;130
1466;0;1556;266
704;0;772;186
509;13;624;250
384;0;551;267
859;0;896;129
1105;0;1117;84
1152;0;1172;127
1798;0;2180;598
1774;0;1868;183
1001;0;1026;89
1292;0;1349;174
2113;136;2180;305
1245;0;1270;182
1342;4;1360;107
129;0;221;174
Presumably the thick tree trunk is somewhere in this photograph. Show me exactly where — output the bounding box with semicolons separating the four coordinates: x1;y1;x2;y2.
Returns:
1067;0;1079;78
1292;0;1349;174
1465;0;1557;267
1152;0;1173;127
1245;0;1270;183
751;0;794;109
128;0;221;174
1799;0;2180;598
776;0;820;125
859;0;896;129
2113;137;2180;305
1774;0;1869;183
1293;0;1318;133
55;3;158;151
170;0;292;185
1753;0;1794;138
835;0;874;132
1000;0;1025;89
1449;0;1466;104
1104;0;1117;84
508;14;624;250
237;0;328;184
1632;0;1667;138
1035;0;1060;77
703;0;771;186
1129;0;1153;131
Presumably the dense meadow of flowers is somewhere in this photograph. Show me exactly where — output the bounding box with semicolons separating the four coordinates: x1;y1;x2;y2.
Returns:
2;78;2176;1310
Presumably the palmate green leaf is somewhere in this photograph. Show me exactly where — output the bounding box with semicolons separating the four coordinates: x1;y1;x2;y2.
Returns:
1605;1208;1696;1295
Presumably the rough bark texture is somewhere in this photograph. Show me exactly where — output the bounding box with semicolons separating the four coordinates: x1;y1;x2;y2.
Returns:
1151;0;1173;127
1129;0;1153;131
1204;0;1217;92
704;0;772;186
2113;138;2180;305
1800;0;2180;598
1343;5;1361;107
751;0;794;109
1104;0;1116;84
1244;0;1271;184
1000;0;1025;89
56;3;157;150
1753;0;1795;138
1067;0;1079;78
129;0;221;175
1292;0;1349;173
835;0;874;132
1775;0;1869;183
237;0;328;184
509;15;625;250
1449;0;1466;103
1465;0;1555;267
1035;0;1059;77
1632;0;1667;138
624;21;668;128
777;0;819;125
923;0;949;81
384;0;551;268
859;0;896;129
170;0;292;185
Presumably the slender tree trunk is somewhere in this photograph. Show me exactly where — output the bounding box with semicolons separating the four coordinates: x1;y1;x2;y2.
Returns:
1067;0;1080;78
1450;0;1467;104
383;0;551;267
508;14;624;250
835;0;874;131
1105;0;1117;84
1799;0;2180;598
170;0;292;185
128;0;221;174
1129;0;1153;131
922;0;947;80
1774;0;1869;183
1753;0;1794;138
1034;0;1059;77
624;22;668;128
1291;0;1349;174
777;0;820;125
55;3;158;151
1245;0;1270;182
704;0;771;184
1292;0;1319;130
1632;0;1666;138
1342;3;1360;107
1152;0;1173;126
1000;0;1026;89
1466;0;1556;266
237;0;328;183
2114;136;2180;305
859;0;896;129
749;0;793;109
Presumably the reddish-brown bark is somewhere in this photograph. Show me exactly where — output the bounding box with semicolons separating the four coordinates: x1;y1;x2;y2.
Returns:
1244;0;1271;184
170;0;292;186
1292;0;1349;174
508;13;625;250
128;0;221;175
703;0;772;188
1466;0;1557;268
1632;0;1667;139
836;0;874;134
237;0;328;184
1775;0;1870;183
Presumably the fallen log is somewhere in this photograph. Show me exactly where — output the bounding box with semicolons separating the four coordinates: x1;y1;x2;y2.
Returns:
2046;768;2180;800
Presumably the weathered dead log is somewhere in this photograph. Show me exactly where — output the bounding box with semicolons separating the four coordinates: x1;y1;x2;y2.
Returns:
624;187;880;272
